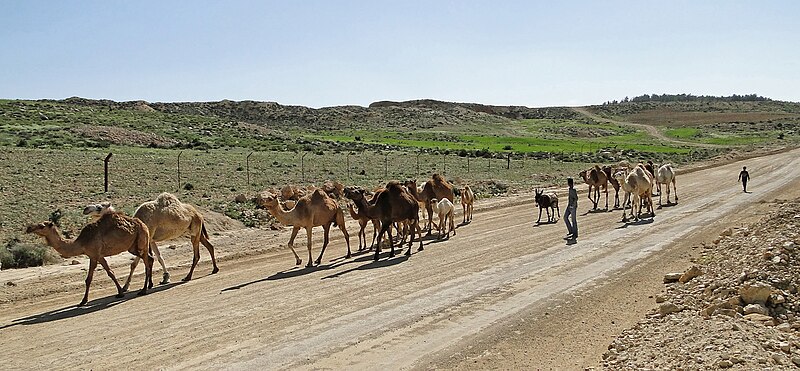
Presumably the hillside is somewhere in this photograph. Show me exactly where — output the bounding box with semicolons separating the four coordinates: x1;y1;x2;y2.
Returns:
3;97;798;155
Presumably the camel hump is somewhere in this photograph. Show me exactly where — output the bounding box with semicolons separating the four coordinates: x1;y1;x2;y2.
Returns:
432;173;445;183
156;192;181;208
309;188;328;201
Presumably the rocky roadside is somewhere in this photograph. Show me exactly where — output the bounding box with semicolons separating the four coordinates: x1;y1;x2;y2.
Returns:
601;198;800;370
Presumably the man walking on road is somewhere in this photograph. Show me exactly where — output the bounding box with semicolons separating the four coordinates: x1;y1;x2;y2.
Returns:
564;177;578;240
738;166;750;193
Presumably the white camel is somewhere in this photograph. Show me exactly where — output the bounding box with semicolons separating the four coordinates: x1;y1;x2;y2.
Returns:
655;164;678;205
431;198;455;239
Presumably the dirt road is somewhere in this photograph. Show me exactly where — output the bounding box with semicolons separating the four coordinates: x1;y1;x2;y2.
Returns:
2;149;800;370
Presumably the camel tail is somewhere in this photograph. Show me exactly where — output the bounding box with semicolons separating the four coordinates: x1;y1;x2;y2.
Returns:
201;223;210;240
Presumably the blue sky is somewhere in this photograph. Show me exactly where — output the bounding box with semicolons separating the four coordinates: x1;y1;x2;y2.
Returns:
1;1;798;107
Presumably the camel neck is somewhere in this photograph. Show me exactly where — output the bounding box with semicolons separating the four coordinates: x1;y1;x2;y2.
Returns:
266;204;296;225
44;229;84;258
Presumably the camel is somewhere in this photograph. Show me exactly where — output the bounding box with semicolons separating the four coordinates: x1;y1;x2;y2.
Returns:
579;165;609;210
84;193;220;291
655;164;678;205
613;166;655;222
347;202;379;251
405;174;455;234
344;183;422;260
534;189;559;224
431;198;455;239
258;188;351;267
460;185;475;223
602;166;621;209
25;213;154;306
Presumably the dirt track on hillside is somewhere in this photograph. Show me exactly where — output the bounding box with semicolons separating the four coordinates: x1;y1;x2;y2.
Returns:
2;148;800;370
571;107;725;149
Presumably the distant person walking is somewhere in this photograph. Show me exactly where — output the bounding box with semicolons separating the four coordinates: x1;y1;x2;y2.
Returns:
564;177;578;240
738;166;750;192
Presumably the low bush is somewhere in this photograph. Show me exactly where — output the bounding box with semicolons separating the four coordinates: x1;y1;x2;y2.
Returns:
1;238;62;269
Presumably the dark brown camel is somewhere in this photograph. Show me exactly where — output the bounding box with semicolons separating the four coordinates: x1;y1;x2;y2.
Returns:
405;174;454;235
347;201;379;251
602;165;621;209
344;183;422;261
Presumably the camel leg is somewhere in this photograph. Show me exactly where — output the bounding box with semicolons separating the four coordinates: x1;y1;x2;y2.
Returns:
304;227;314;268
287;226;302;266
449;212;455;237
121;256;142;292
374;222;389;261
79;259;98;307
357;221;366;251
604;187;609;210
139;253;153;297
150;242;169;285
315;224;331;265
370;220;379;250
336;210;352;259
425;203;434;235
416;219;424;251
673;179;678;203
97;257;125;298
183;232;202;282
200;232;219;275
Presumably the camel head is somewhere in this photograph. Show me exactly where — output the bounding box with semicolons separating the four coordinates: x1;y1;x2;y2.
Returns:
83;202;114;219
343;186;367;201
403;179;418;190
25;221;56;236
578;170;588;181
255;191;280;209
612;170;627;184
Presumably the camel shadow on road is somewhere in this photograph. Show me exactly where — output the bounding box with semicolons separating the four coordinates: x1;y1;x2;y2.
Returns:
616;217;655;229
221;248;414;290
321;254;410;280
0;282;182;330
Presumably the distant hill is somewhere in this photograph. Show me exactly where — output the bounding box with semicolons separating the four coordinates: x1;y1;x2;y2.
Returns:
2;95;797;152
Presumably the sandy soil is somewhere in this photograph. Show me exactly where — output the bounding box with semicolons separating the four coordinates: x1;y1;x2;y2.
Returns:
2;148;799;370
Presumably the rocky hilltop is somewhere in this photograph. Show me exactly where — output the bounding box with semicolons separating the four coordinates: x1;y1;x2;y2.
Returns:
53;97;580;131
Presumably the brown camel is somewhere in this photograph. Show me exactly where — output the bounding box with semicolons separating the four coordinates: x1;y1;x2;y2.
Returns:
258;188;351;267
84;193;219;291
405;174;455;234
347;202;379;251
579;165;609;210
25;213;154;306
344;183;422;260
460;185;475;223
602;166;621;209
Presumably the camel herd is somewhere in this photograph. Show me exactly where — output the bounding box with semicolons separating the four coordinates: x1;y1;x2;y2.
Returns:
23;175;474;306
25;163;674;307
538;161;678;224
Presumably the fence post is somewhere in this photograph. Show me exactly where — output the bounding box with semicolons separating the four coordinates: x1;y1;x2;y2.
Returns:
506;152;511;170
416;152;421;176
176;151;183;191
104;152;113;193
301;152;308;182
347;152;352;180
384;153;388;179
467;156;470;174
443;153;447;175
246;152;254;193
